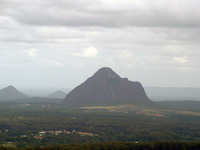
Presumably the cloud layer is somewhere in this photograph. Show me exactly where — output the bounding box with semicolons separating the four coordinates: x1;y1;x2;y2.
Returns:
1;0;200;27
0;0;200;88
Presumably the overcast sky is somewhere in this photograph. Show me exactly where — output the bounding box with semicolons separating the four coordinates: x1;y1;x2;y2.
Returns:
0;0;200;89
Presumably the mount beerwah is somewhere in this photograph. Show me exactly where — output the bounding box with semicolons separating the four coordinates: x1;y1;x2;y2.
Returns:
63;67;150;105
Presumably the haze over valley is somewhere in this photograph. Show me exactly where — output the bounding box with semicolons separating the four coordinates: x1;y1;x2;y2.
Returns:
1;68;200;102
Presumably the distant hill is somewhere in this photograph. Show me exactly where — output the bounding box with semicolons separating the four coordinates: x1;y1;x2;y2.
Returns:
47;90;67;99
158;100;200;110
63;67;150;105
0;86;28;100
145;87;200;101
20;88;71;97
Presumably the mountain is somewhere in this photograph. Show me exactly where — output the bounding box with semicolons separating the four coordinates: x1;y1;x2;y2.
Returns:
0;86;29;100
63;67;150;105
47;90;67;99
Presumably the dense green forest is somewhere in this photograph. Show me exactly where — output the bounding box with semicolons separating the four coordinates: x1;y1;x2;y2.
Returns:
26;141;200;150
2;141;200;150
0;101;200;149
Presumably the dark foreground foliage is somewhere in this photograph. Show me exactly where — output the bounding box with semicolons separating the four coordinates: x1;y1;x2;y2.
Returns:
1;141;198;150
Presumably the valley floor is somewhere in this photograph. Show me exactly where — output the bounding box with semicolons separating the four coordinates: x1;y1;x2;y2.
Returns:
0;100;200;149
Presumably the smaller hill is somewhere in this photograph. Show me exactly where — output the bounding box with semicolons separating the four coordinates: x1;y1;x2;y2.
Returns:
0;86;29;100
47;90;67;99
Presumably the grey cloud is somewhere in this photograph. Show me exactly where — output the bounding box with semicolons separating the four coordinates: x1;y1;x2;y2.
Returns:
0;0;200;88
85;27;200;53
1;0;200;27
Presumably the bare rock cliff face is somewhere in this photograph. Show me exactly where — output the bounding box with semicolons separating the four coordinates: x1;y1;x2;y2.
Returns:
63;67;150;105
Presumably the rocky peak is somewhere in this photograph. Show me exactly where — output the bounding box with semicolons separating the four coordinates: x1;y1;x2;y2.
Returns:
63;67;150;105
3;85;17;91
93;67;121;80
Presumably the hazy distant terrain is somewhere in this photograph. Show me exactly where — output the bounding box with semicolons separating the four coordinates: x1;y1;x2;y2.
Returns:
0;86;28;100
46;90;67;99
20;88;70;97
145;87;200;101
1;85;200;102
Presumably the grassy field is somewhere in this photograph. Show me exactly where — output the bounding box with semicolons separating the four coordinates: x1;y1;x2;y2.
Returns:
81;103;200;117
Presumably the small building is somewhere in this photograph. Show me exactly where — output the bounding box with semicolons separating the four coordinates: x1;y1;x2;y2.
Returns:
55;131;62;135
34;136;43;140
63;130;70;134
